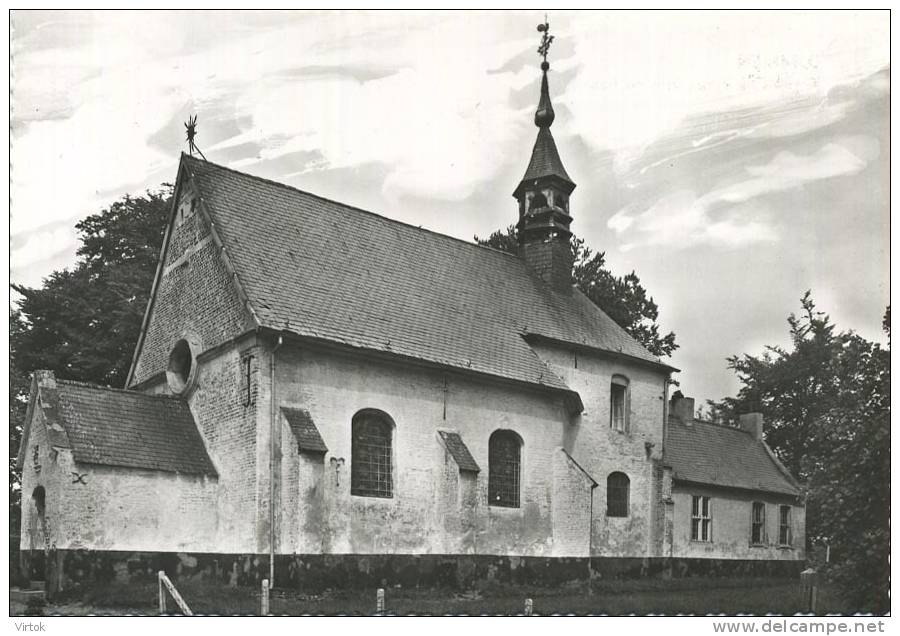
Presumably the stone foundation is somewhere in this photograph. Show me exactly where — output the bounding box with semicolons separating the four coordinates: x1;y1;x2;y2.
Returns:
21;549;805;596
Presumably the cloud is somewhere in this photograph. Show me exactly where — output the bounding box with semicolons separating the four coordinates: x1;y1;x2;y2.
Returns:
608;190;778;252
710;136;875;205
199;16;535;203
561;11;888;171
9;223;79;285
9;10;890;413
608;136;875;251
10;10;890;291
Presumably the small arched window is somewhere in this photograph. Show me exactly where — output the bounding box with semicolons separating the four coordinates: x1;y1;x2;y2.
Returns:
607;472;630;517
351;411;393;498
489;430;522;508
32;486;46;520
610;375;630;432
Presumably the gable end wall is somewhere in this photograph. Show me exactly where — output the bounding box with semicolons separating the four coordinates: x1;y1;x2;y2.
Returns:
130;181;254;386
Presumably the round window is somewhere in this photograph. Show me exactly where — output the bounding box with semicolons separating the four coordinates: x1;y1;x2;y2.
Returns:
166;339;196;394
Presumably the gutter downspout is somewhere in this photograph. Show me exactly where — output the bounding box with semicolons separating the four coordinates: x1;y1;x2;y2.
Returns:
588;481;597;594
269;334;283;588
661;375;671;558
662;375;670;460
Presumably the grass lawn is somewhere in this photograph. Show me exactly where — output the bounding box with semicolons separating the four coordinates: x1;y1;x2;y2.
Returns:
10;577;855;616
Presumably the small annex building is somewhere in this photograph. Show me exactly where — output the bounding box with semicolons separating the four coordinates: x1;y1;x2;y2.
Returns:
18;35;806;594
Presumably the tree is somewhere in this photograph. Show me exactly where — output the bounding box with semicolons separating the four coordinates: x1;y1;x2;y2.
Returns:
708;294;890;612
9;186;173;524
476;225;678;358
707;292;843;479
9;310;30;544
804;319;889;613
12;187;172;387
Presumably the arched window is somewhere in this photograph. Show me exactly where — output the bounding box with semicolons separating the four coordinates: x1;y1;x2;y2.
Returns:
610;375;630;432
488;430;522;508
351;411;393;498
607;472;630;517
32;486;45;520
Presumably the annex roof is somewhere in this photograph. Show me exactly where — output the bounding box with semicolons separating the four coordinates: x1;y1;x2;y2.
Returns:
438;430;480;473
282;407;329;454
54;379;216;477
665;418;799;496
180;154;668;400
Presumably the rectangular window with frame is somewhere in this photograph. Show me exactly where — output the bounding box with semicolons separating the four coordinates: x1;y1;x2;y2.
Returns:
778;505;792;546
751;501;766;545
610;375;629;432
691;495;712;542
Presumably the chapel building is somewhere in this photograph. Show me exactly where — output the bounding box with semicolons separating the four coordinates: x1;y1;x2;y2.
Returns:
18;33;805;592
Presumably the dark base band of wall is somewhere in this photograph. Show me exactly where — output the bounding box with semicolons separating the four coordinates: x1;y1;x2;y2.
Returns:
19;549;806;595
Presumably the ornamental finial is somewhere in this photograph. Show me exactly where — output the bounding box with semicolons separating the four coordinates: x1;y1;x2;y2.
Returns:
537;16;554;68
184;114;207;160
534;16;555;128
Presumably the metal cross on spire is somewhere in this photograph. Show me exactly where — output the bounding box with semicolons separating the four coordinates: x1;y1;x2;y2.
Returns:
536;16;554;63
184;114;207;160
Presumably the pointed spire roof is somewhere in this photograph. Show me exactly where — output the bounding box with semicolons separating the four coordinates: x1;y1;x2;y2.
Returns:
520;126;573;185
514;60;575;197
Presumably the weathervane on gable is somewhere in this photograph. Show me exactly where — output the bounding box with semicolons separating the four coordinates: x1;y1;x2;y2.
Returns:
184;114;207;160
537;15;554;63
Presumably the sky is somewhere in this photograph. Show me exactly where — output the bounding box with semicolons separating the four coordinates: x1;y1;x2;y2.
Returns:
9;10;890;406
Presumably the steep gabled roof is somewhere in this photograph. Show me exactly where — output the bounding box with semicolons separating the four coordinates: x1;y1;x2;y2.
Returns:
179;154;668;401
665;418;799;496
20;373;217;477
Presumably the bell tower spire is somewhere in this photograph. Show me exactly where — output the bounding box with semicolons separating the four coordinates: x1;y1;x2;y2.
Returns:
514;18;577;291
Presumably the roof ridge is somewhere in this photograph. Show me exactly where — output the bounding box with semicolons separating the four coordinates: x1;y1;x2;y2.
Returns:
688;418;754;436
183;153;521;261
56;378;182;401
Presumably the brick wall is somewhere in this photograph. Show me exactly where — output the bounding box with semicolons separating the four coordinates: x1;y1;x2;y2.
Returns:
130;182;254;386
270;343;597;557
19;407;217;555
138;338;263;552
20;408;51;555
519;239;574;290
530;342;668;557
551;450;595;556
671;484;805;561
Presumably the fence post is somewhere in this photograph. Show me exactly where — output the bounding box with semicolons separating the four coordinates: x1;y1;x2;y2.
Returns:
261;578;270;616
158;570;193;616
158;571;167;615
800;568;819;614
376;587;385;615
524;598;533;616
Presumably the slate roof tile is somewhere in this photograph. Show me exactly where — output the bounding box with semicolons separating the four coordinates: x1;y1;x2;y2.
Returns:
666;418;799;496
520;127;574;186
182;155;665;396
55;380;216;477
